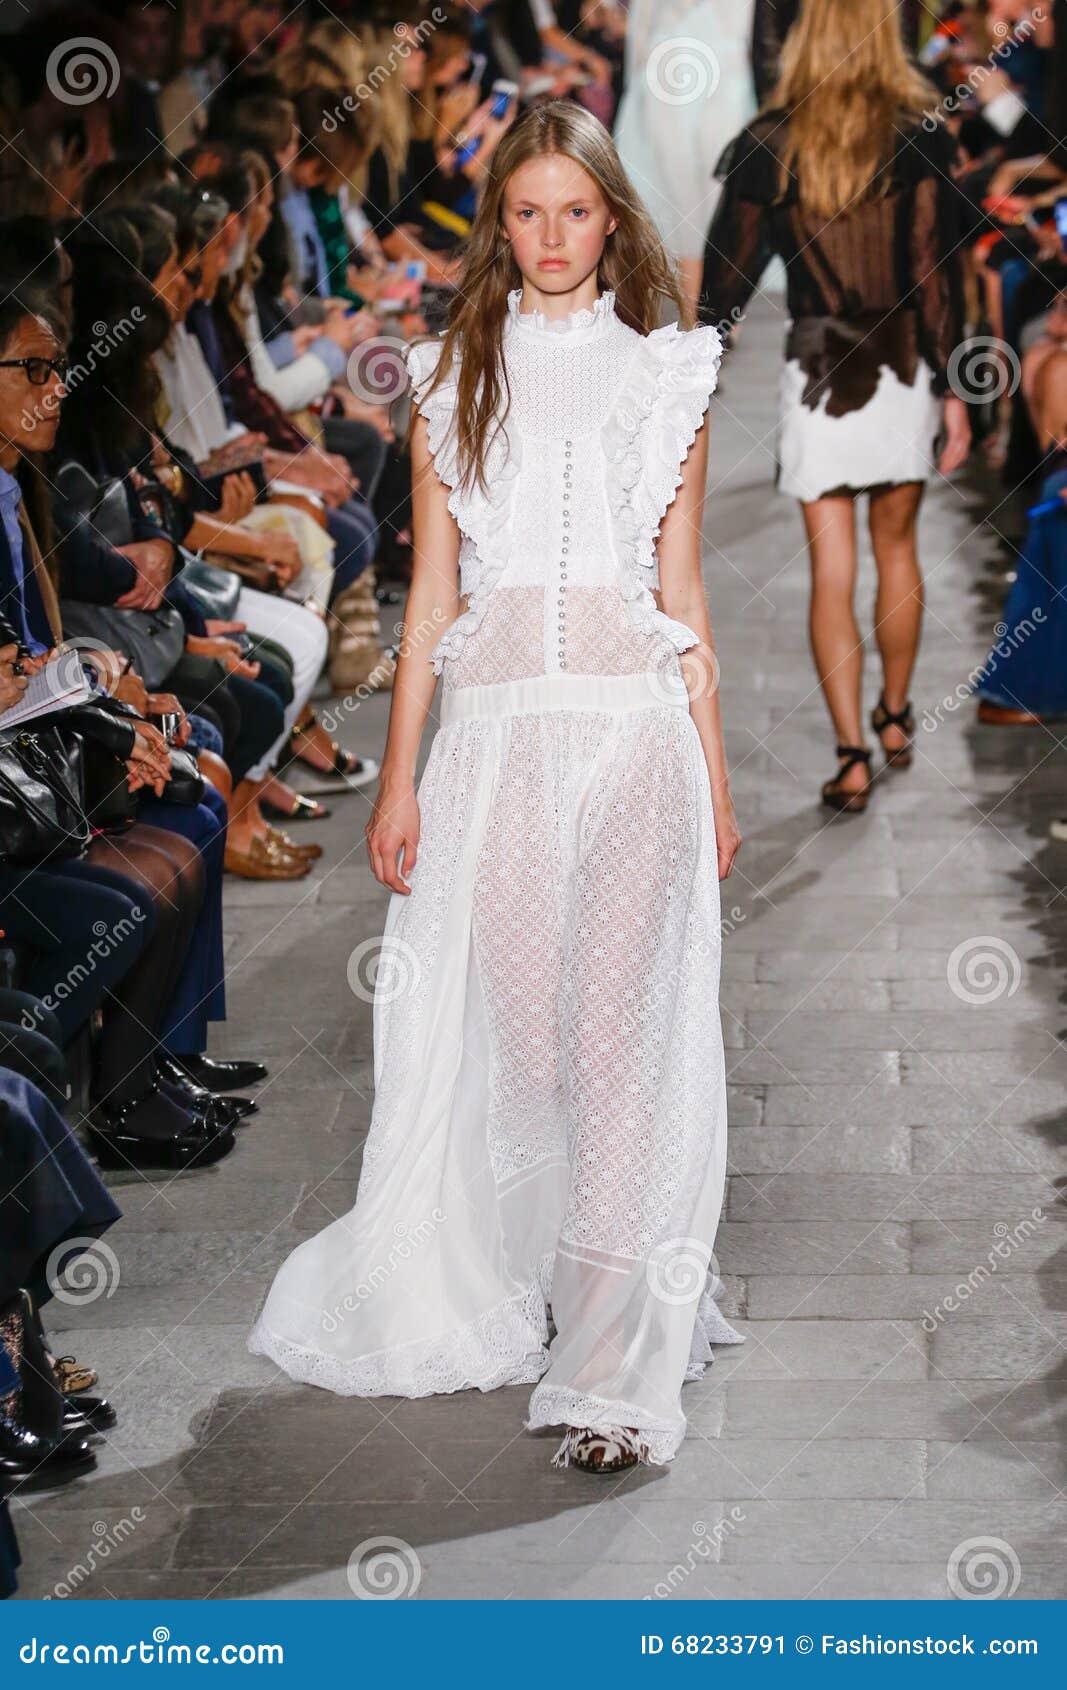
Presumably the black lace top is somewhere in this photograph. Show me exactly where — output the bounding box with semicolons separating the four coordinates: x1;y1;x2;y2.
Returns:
699;113;965;413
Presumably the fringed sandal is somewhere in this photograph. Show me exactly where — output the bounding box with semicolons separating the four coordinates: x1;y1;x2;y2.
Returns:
870;692;915;768
551;1426;648;1474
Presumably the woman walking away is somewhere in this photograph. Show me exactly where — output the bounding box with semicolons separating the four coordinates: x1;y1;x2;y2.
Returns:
250;100;745;1473
701;0;971;813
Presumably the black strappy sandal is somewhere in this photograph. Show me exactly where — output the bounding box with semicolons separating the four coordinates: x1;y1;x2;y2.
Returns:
821;744;874;814
870;692;915;768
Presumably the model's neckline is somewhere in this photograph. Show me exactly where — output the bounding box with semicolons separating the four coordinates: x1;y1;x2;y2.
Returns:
506;286;617;341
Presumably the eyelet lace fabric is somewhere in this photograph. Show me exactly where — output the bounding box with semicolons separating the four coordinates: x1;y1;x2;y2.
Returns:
248;293;742;1465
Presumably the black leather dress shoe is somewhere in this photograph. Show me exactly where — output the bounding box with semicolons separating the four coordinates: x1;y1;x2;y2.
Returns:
62;1393;117;1434
178;1055;268;1092
0;1417;96;1494
156;1054;255;1124
88;1087;236;1171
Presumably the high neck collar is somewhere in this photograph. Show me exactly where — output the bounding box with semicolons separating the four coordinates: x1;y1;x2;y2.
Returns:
506;286;617;342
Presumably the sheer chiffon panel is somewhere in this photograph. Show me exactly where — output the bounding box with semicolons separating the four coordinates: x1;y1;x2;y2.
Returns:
249;685;743;1448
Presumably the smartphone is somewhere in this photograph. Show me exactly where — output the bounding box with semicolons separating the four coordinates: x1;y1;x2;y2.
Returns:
490;79;519;120
1055;197;1067;254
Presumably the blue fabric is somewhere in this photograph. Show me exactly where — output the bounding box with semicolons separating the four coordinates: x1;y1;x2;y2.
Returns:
0;469;48;653
308;336;347;381
184;711;224;756
327;494;378;600
265;329;296;369
279;187;330;297
0;1068;121;1301
973;468;1067;718
188;301;235;425
138;786;228;1053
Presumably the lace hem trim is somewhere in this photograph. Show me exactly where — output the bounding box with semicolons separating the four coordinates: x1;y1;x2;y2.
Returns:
247;1257;553;1399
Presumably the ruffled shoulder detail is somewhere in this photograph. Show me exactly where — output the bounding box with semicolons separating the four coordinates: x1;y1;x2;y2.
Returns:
601;320;723;654
402;336;521;676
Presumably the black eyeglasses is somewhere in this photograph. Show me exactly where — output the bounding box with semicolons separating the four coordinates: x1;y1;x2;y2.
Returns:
0;356;69;386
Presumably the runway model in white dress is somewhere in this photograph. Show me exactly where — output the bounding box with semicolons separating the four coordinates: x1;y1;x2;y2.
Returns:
614;0;756;304
250;101;744;1472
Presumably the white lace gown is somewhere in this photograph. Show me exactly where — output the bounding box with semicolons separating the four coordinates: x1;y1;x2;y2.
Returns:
248;289;744;1464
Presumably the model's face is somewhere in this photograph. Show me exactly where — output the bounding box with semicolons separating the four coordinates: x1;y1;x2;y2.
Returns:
501;155;617;293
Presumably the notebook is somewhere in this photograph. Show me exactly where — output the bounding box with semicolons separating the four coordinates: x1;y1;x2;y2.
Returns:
0;649;92;730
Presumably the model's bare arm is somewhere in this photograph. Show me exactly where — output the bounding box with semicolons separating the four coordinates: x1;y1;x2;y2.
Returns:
366;410;461;893
656;414;742;880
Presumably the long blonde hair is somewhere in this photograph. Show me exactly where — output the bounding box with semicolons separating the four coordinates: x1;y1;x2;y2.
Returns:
414;100;687;495
770;0;935;219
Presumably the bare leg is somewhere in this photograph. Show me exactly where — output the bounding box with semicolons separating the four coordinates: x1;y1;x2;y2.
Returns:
801;494;868;794
867;481;925;755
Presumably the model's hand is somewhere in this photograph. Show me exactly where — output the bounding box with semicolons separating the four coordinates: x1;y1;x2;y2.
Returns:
366;778;420;893
713;788;743;881
938;395;972;477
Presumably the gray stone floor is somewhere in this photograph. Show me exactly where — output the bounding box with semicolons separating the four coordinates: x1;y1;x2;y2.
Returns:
13;299;1067;1601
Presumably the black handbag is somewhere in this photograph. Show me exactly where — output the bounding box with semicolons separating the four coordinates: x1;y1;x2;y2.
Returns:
177;552;243;621
0;723;91;865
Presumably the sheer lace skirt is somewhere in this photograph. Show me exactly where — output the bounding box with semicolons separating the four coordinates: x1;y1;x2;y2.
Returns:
249;662;742;1462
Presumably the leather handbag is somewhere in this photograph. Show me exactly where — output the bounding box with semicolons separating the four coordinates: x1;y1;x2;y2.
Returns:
177;552;243;621
58;598;186;690
0;723;91;865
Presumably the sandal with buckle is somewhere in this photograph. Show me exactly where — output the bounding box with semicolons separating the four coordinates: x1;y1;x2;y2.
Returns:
551;1425;648;1474
821;744;874;814
870;692;915;768
261;791;331;823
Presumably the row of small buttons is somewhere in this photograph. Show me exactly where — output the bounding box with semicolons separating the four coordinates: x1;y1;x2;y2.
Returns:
558;439;572;669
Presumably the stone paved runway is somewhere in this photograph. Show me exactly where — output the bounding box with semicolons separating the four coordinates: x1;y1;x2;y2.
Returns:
15;299;1067;1601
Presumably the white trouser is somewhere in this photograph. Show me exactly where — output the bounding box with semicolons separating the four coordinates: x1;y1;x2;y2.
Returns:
236;587;329;781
